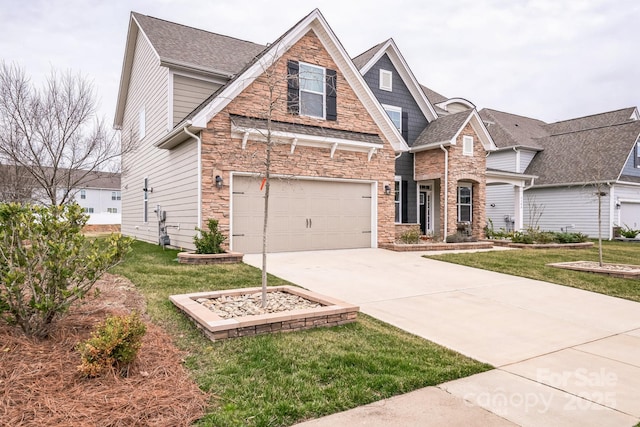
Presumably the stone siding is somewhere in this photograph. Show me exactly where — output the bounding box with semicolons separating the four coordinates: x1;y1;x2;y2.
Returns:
200;30;396;247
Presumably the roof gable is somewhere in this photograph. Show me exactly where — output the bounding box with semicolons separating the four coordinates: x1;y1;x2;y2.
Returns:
114;12;265;127
164;9;408;153
353;39;438;122
411;109;496;152
479;108;548;150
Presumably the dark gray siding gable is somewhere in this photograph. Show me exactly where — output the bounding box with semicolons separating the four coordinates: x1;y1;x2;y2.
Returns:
363;54;430;224
620;138;640;179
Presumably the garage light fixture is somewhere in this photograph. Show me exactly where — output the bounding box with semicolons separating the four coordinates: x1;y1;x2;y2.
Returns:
215;175;223;189
384;184;391;195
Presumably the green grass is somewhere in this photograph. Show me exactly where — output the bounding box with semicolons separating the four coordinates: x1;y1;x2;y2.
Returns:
427;240;640;302
113;241;491;427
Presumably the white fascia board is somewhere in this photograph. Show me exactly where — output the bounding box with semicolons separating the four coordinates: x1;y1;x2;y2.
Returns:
409;141;452;153
114;14;161;128
630;107;639;121
460;111;497;151
359;39;438;122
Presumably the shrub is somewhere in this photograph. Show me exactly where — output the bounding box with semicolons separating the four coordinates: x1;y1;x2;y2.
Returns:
555;232;589;243
511;231;534;244
77;312;147;377
620;224;640;238
0;203;132;337
194;219;226;254
399;227;421;244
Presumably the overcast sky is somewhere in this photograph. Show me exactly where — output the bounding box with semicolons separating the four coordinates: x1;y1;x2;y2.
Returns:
2;0;639;125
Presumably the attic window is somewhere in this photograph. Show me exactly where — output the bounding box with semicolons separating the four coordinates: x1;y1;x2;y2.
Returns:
379;69;392;91
463;135;474;156
287;60;337;121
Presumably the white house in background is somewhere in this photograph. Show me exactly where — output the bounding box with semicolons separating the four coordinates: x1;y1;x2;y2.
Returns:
72;171;122;225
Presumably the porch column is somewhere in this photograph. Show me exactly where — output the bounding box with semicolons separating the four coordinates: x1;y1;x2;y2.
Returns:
514;185;524;231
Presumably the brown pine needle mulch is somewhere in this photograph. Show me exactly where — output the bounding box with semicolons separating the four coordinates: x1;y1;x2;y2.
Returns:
0;274;209;426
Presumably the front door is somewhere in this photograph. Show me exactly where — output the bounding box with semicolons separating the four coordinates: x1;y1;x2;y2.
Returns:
419;186;432;234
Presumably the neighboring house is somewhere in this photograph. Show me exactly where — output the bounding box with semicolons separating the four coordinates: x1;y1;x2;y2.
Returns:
72;172;122;225
352;39;496;239
0;164;121;225
480;107;640;237
114;10;409;252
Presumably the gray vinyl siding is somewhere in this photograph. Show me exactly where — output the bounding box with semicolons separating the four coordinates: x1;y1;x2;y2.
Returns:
487;150;517;172
173;74;222;126
519;150;537;172
363;54;429;224
120;32;199;250
524;186;611;237
486;185;515;231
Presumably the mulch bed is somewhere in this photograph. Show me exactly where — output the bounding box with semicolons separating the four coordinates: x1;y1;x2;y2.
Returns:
0;273;209;426
548;261;640;279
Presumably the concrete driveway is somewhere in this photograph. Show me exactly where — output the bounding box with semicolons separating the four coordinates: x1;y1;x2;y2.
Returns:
244;249;640;426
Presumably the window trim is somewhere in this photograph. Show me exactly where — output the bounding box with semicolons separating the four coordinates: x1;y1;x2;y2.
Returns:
462;135;474;156
80;189;86;200
107;207;118;214
457;183;472;223
298;62;326;119
382;104;402;133
379;69;392;91
139;107;146;140
394;176;402;223
111;191;121;201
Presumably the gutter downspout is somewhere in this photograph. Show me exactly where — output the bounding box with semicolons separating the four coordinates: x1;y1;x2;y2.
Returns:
183;127;202;231
440;144;449;239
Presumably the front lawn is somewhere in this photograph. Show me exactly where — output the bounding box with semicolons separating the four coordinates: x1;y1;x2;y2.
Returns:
113;241;491;427
427;240;640;302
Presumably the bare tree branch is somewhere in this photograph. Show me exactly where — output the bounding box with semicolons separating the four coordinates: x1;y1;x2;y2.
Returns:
0;62;127;205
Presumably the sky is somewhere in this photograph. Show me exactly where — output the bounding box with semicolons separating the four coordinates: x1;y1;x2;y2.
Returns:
1;0;639;125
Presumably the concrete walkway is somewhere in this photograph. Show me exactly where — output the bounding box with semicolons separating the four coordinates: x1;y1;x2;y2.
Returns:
244;249;640;427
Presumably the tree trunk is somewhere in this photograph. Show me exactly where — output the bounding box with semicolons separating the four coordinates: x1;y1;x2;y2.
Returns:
261;132;273;308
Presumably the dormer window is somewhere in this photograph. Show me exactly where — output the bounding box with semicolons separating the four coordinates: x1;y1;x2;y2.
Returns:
379;69;392;91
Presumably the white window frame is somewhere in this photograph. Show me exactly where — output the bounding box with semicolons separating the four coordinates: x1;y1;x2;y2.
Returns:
382;104;402;132
379;69;392;91
299;62;326;119
111;191;121;201
457;183;472;222
462;135;474;156
139;107;146;140
107;207;118;214
394;176;402;223
83;207;94;214
80;189;86;200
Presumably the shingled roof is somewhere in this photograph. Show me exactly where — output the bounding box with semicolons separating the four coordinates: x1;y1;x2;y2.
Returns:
544;107;638;136
352;41;386;70
479;109;548;150
525;120;640;186
132;12;266;77
411;110;473;149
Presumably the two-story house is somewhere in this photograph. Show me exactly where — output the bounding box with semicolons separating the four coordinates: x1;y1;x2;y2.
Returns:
114;9;408;252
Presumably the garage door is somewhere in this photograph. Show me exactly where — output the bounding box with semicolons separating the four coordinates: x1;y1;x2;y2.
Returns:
232;176;373;253
620;202;640;229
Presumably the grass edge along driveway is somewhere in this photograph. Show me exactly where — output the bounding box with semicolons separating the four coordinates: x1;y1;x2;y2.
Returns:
427;240;640;303
113;241;491;427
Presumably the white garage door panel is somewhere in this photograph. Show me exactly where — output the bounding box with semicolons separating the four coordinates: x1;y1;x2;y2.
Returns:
232;176;372;253
620;202;640;229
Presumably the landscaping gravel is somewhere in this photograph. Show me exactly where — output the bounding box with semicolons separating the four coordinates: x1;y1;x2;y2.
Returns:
197;291;322;319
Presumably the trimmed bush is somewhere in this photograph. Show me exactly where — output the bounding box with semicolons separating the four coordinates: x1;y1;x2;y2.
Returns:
194;219;226;254
399;227;421;244
77;312;147;377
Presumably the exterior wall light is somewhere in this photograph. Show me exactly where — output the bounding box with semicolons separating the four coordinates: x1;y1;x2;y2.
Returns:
215;175;223;189
384;184;391;195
